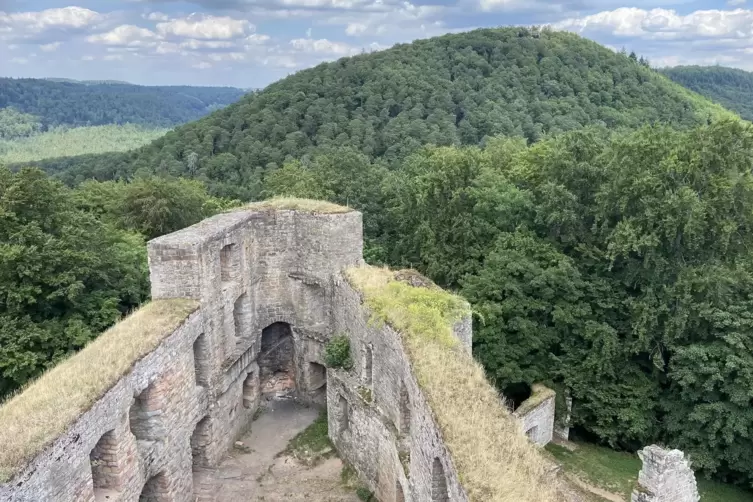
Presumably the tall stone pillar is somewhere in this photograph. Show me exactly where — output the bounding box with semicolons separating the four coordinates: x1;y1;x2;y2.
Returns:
631;445;700;502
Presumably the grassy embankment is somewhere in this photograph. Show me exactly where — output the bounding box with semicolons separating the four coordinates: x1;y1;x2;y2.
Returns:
547;441;753;502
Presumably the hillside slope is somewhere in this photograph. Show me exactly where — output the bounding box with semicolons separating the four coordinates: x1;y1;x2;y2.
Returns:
0;78;246;130
663;65;753;121
34;27;733;198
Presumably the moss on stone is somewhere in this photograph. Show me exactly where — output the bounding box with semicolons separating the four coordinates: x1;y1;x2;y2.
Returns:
399;449;411;477
514;384;556;417
284;410;334;466
357;386;373;404
242;197;353;214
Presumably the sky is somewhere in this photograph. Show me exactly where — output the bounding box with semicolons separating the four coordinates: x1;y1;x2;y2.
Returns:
0;0;749;88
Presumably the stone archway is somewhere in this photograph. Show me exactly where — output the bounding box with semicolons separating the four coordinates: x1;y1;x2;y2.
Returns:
259;322;296;400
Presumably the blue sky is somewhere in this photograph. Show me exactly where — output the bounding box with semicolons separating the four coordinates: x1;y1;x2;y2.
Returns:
0;0;746;87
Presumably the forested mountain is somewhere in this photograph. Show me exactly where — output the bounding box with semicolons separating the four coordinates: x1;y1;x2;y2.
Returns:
36;27;732;198
663;66;753;121
0;78;246;130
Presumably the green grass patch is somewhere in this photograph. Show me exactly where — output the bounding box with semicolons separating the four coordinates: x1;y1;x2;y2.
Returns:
284;410;334;466
341;463;376;501
0;124;168;163
547;441;753;502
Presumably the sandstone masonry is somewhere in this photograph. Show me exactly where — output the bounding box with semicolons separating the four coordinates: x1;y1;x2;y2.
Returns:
631;445;700;502
0;207;475;502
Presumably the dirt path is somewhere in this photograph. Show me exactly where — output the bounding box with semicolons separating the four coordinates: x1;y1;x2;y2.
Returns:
567;474;626;502
198;400;360;502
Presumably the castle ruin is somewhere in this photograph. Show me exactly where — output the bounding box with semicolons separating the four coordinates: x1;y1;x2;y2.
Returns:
0;201;697;502
631;446;700;502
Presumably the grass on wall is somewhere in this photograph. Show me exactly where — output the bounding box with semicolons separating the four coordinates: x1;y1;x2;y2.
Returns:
243;197;353;214
345;265;561;502
0;299;198;483
0;124;168;164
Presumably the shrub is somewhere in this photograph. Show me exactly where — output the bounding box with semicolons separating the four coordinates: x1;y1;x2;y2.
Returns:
324;335;353;370
356;487;375;501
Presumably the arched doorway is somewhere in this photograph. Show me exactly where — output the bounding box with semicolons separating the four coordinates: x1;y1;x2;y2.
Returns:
259;322;296;400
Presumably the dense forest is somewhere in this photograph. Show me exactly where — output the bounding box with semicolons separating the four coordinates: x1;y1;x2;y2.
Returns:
32;27;732;198
5;26;753;490
663;66;753;122
0;168;235;398
263;119;753;488
0;79;246;130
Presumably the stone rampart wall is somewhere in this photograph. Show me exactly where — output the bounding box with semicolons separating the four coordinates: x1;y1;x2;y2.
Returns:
0;312;203;502
0;206;547;502
631;446;700;502
0;208;363;502
327;279;472;502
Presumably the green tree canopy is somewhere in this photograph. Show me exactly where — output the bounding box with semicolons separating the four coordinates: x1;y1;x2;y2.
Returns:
0;167;149;399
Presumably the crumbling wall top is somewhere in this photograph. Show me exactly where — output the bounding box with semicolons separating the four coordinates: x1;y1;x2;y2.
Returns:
0;299;198;484
632;445;700;502
345;265;560;502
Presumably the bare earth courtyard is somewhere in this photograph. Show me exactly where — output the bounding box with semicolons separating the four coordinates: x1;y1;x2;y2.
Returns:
195;400;361;502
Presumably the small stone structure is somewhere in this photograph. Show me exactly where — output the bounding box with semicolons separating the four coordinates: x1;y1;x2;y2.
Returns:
512;384;556;447
0;204;559;502
631;445;700;502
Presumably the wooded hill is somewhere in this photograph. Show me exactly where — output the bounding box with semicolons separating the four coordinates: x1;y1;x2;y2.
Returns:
32;27;733;197
663;65;753;122
0;78;246;132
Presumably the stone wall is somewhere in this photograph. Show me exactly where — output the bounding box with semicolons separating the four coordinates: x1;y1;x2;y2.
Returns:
0;205;558;502
327;279;472;502
0;310;204;502
631;445;700;502
0;208;363;502
513;385;556;447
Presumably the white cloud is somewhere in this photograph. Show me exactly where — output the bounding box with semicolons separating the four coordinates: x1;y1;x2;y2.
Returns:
144;12;170;22
87;25;159;47
277;0;371;8
261;55;299;68
39;41;61;52
9;56;28;64
290;37;356;55
554;7;753;40
208;51;247;61
245;33;271;45
156;14;253;40
345;22;366;35
332;2;447;37
180;39;236;50
0;6;103;42
477;0;532;12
